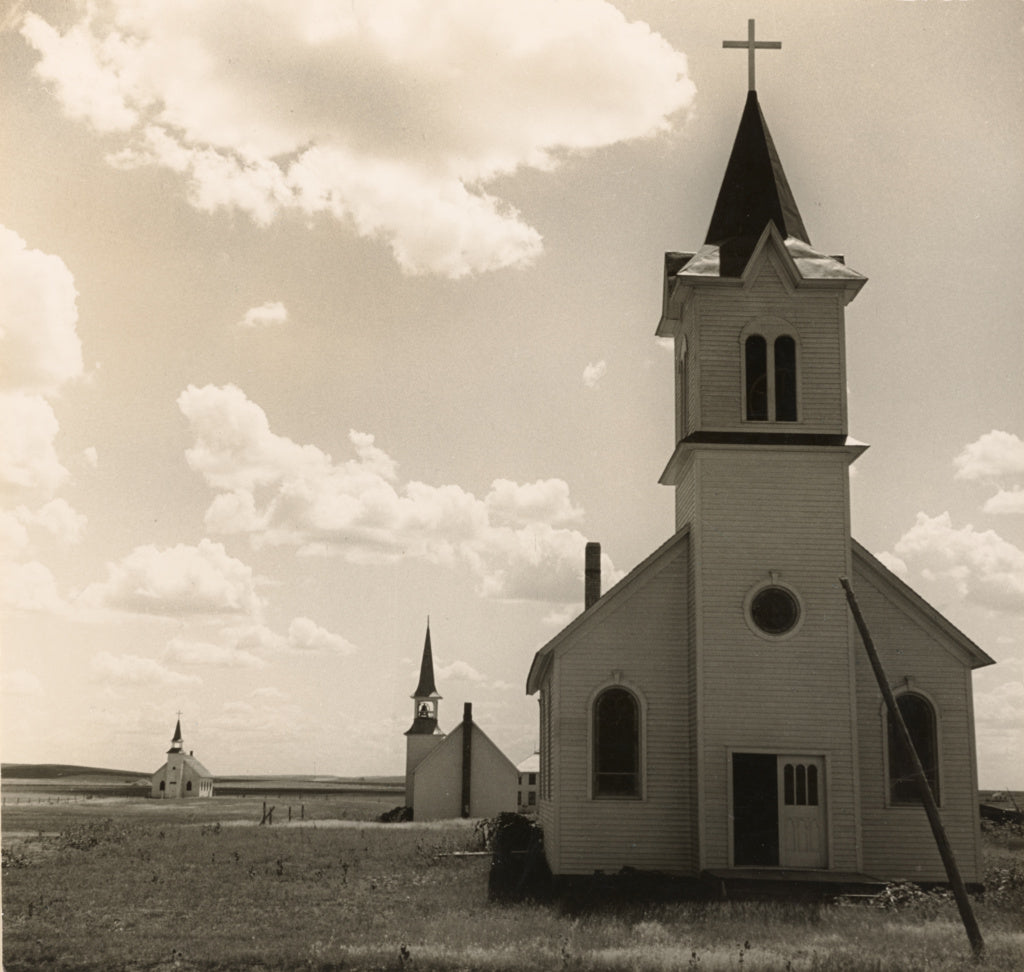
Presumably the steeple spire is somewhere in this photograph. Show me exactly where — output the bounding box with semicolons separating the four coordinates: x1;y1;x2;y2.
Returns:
406;621;443;735
704;91;809;277
413;620;439;699
168;715;184;754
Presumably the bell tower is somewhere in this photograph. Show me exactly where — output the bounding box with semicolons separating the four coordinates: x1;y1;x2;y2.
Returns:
656;22;870;871
404;621;445;807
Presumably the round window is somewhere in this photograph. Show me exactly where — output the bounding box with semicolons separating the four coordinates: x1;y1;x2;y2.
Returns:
750;586;800;636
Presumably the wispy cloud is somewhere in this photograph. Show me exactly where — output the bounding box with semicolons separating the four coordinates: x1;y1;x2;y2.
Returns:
92;651;202;687
239;301;288;328
583;360;607;388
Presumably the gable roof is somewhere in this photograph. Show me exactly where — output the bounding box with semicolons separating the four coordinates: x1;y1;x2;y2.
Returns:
412;718;518;779
706;91;808;276
152;753;213;778
526;527;690;694
851;540;995;670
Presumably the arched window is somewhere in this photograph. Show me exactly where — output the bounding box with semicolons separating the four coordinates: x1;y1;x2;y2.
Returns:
742;326;798;422
593;687;640;797
774;335;797;421
159;780;165;792
888;693;939;804
186;780;192;792
745;335;768;420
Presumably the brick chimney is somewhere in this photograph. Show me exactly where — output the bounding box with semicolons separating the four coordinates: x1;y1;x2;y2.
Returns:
585;542;601;610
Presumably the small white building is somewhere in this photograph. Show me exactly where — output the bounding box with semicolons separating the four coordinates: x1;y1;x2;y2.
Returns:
404;624;517;821
517;753;540;814
150;718;213;799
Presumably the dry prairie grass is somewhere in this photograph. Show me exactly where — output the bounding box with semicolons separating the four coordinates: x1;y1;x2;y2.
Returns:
2;800;1022;971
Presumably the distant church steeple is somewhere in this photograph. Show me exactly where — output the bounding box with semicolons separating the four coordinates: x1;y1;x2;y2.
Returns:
167;714;184;754
404;621;446;808
406;621;442;734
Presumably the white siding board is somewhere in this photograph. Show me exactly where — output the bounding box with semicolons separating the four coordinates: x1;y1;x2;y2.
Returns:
693;449;860;870
543;538;698;876
851;560;984;883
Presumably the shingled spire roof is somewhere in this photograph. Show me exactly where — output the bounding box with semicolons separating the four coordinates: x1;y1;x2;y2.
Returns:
413;623;439;699
167;717;184;754
705;90;809;277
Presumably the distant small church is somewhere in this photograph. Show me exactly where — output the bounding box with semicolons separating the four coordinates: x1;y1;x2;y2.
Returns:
526;23;993;887
404;624;517;821
150;717;213;799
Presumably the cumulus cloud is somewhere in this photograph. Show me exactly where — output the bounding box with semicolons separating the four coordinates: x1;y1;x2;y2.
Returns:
0;226;90;613
891;512;1024;614
239;301;288;328
91;650;202;687
0;560;66;614
583;360;607;388
287;616;357;655
80;538;264;617
954;431;1024;515
179;383;606;602
435;659;488;684
0;225;83;396
19;0;695;277
222;618;358;657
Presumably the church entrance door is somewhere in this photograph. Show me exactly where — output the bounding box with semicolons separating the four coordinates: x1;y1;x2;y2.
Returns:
731;752;828;868
777;755;827;868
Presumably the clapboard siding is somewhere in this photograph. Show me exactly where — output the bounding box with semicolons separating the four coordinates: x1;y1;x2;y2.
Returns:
693;448;860;869
543;538;697;875
694;263;845;434
851;559;984;882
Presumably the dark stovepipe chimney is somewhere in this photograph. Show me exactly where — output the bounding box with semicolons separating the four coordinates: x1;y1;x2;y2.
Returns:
461;702;473;818
585;542;601;610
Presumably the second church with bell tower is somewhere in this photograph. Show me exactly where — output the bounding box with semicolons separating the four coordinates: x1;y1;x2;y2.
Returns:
527;22;992;888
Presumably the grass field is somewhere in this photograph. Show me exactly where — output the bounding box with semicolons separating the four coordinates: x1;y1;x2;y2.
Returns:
2;794;1023;972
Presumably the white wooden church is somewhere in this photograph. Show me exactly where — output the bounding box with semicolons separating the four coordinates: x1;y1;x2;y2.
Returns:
150;717;213;799
405;624;518;821
526;26;993;888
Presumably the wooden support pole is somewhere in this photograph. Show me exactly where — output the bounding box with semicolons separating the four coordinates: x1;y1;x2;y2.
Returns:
840;577;984;958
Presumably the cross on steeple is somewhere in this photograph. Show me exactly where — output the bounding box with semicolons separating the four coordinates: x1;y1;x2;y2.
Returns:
723;19;781;91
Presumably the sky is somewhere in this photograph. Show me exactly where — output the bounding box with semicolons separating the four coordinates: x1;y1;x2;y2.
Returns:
1;0;1021;787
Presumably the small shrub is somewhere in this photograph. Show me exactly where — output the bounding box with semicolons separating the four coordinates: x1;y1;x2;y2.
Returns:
2;847;29;869
57;818;137;851
984;857;1024;908
869;881;953;917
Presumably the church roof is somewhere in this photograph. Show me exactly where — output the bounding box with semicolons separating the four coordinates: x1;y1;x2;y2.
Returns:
706;90;808;277
412;623;440;699
152;753;213;778
527;528;691;694
851;542;995;670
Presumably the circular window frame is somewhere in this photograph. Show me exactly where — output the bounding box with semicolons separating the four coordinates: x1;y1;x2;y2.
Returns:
744;580;804;641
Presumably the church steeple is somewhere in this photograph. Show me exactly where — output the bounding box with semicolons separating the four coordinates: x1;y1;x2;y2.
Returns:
167;715;184;754
406;622;442;735
705;90;809;277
